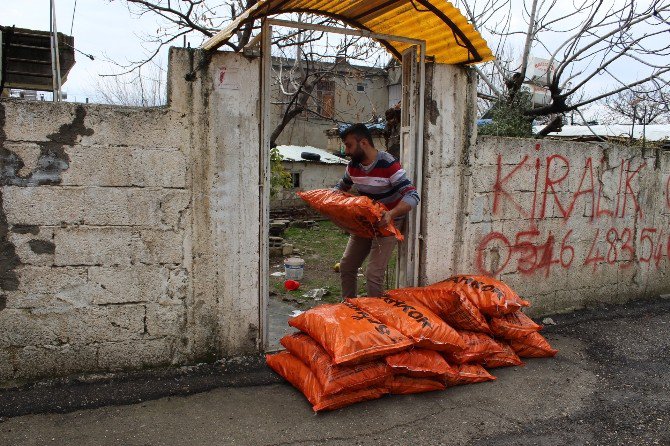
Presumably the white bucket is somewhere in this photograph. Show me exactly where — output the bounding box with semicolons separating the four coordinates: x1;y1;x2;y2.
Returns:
284;257;305;280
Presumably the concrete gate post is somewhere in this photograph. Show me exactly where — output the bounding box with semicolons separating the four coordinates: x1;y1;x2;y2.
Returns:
419;63;478;285
168;48;262;359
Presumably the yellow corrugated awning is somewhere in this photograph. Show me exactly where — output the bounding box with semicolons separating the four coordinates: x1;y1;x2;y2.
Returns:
202;0;494;65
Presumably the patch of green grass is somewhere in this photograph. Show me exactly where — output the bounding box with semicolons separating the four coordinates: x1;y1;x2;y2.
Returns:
269;220;399;303
283;221;348;260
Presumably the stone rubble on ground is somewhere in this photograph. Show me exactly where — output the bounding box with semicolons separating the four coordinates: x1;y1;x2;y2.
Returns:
302;288;329;300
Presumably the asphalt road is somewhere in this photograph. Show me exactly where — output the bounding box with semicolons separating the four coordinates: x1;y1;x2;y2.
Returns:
1;297;668;446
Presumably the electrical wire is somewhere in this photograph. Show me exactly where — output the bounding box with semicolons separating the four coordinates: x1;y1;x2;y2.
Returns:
61;41;95;60
70;0;77;35
64;0;94;61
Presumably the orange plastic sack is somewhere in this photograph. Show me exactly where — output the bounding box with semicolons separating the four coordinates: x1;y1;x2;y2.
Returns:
428;275;530;317
489;311;542;340
280;332;391;396
266;351;388;412
447;331;505;364
508;332;558;358
384;348;459;381
445;364;496;386
288;302;413;365
297;189;403;241
346;297;465;353
387;375;446;394
385;288;491;334
483;342;524;368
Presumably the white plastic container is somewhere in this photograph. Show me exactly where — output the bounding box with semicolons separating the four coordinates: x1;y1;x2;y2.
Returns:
284;257;305;280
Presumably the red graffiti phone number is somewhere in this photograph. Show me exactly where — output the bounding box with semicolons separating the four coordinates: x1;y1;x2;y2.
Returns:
476;227;669;277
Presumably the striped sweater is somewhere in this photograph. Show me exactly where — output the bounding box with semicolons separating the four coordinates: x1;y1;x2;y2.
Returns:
335;151;420;210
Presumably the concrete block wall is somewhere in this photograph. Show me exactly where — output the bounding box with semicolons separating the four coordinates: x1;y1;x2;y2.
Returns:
420;63;670;315
271;72;388;149
0;48;262;387
461;138;670;315
419;63;478;286
2;51;667;387
0;100;192;386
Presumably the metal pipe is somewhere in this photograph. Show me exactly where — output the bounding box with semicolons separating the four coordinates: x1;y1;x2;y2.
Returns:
413;42;426;285
258;20;272;351
266;18;425;46
50;0;62;101
473;65;502;98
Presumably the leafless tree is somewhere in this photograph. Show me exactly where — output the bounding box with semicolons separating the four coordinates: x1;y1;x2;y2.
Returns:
269;19;388;144
108;0;258;71
95;61;166;106
603;82;670;124
108;1;388;145
456;0;670;133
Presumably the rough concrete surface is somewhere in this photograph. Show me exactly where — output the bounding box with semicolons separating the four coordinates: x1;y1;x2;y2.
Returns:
1;297;668;446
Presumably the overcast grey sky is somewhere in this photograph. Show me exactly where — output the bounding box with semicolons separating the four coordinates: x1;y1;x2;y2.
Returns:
2;0;668;111
1;0;203;102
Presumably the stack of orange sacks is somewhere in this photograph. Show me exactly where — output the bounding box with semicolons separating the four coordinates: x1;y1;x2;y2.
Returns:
266;274;557;412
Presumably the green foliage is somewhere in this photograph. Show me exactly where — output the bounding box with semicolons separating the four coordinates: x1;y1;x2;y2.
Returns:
270;146;292;198
479;91;534;138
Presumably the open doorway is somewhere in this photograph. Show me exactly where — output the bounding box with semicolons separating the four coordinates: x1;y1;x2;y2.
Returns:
259;18;426;351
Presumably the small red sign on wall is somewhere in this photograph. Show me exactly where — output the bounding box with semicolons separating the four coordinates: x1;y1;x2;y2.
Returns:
216;66;240;90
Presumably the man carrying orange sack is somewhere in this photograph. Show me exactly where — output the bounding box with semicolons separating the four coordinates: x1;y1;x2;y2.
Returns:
335;123;420;298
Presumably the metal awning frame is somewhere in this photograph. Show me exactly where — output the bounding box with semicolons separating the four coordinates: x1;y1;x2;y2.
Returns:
203;10;427;58
265;17;425;47
201;0;495;65
267;18;427;287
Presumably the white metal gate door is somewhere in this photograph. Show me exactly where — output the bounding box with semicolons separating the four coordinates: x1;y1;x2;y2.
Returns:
396;45;425;288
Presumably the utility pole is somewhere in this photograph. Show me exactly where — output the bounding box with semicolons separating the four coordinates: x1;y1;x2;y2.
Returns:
642;104;647;149
50;0;63;101
630;96;642;142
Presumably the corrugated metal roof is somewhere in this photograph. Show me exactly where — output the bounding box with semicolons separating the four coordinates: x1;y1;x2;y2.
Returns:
202;0;493;65
277;145;349;164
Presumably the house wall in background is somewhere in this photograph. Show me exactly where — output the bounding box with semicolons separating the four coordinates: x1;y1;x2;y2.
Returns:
271;162;345;210
270;68;389;149
0;99;193;386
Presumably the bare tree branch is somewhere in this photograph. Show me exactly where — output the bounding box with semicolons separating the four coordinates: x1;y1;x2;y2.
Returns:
603;82;670;124
467;0;670;127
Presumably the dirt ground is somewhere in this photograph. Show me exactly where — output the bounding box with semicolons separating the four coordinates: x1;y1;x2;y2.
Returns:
266;219;399;349
269;220;397;307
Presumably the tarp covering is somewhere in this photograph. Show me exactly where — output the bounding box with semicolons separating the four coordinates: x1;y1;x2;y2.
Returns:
532;124;670;142
277;145;348;164
202;0;494;65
